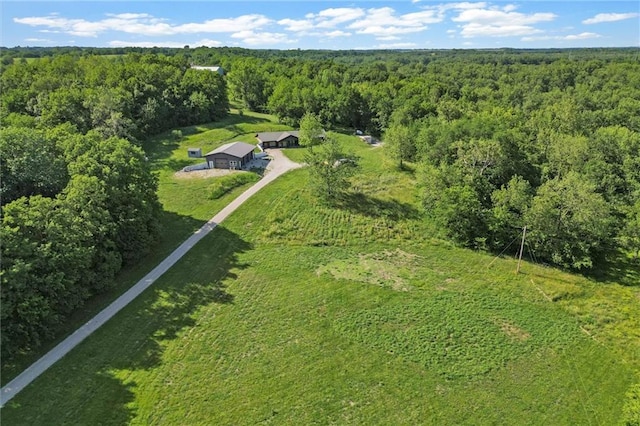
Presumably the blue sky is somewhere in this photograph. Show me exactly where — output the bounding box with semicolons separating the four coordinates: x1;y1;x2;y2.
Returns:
2;1;639;49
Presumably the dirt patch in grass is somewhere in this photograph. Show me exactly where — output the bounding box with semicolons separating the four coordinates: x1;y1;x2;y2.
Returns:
317;249;421;291
497;321;531;341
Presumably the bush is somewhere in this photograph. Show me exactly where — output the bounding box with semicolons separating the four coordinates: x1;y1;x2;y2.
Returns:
208;173;259;199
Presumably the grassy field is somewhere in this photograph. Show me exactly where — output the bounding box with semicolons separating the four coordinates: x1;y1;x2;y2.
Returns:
0;112;272;383
2;111;639;425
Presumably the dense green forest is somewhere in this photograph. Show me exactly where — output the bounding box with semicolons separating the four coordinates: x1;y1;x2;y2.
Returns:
1;46;639;360
217;46;639;270
0;52;228;357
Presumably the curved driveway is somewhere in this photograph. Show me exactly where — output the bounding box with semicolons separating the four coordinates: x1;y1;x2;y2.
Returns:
0;149;301;406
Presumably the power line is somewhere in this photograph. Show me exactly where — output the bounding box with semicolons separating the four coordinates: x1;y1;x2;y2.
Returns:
486;234;522;268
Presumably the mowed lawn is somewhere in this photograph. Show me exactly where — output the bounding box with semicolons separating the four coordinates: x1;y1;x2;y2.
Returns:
2;112;639;425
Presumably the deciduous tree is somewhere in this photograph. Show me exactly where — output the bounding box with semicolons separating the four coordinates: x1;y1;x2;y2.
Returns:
525;172;614;269
305;136;359;201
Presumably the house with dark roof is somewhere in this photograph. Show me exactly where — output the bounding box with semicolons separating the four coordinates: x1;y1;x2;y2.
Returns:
204;142;255;169
255;131;300;149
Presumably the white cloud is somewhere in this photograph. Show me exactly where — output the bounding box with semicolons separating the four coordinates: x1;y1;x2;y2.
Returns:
25;38;53;43
15;15;101;37
231;30;295;46
461;23;543;38
428;2;488;12
376;35;401;41
347;7;442;37
108;38;223;48
350;7;441;28
520;35;553;42
582;12;639;25
522;32;602;42
452;8;556;26
14;13;272;37
451;4;556;38
279;7;364;32
377;42;418;49
277;18;315;32
106;13;154;20
323;30;351;38
315;8;366;28
278;4;451;38
356;25;428;36
564;32;601;40
173;15;273;34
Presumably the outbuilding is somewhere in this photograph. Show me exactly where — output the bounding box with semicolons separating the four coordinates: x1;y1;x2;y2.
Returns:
204;142;255;169
256;131;300;149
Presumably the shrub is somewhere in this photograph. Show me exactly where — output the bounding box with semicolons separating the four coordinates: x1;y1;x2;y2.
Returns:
208;173;259;199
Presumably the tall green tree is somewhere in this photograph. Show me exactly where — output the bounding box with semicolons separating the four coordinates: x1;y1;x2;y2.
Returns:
620;200;640;260
304;136;359;201
525;172;614;270
0;127;69;203
489;175;533;249
227;58;269;111
66;133;160;264
298;112;324;151
384;121;416;168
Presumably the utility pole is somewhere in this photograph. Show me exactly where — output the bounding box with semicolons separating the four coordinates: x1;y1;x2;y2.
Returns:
516;226;527;274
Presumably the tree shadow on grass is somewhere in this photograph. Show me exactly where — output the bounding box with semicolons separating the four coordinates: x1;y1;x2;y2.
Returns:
585;253;640;287
142;134;181;168
166;157;197;171
108;223;250;379
334;192;420;221
1;371;137;426
1;225;251;425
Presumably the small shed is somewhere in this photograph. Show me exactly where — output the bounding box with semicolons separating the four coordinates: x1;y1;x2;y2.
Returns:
187;148;202;158
204;142;255;169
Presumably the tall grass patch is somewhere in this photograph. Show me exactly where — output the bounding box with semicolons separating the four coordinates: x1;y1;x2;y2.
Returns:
208;172;259;199
334;291;580;380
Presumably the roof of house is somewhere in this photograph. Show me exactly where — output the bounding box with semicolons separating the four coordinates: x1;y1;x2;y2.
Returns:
256;131;300;143
191;65;224;73
205;142;255;158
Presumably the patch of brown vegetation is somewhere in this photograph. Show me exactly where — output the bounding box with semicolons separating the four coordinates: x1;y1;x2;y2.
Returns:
499;321;531;341
317;249;421;292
